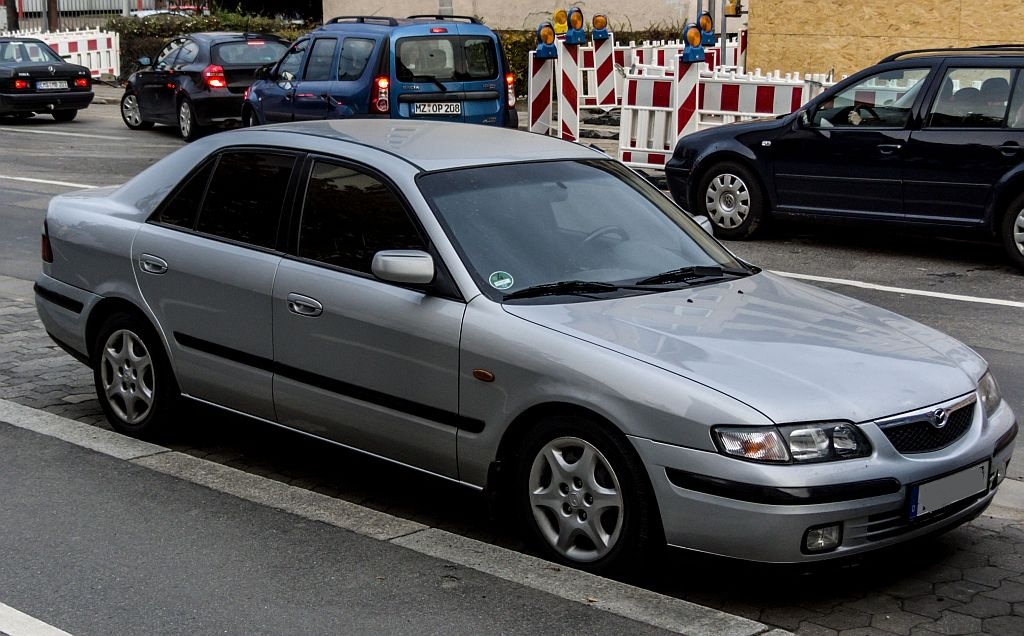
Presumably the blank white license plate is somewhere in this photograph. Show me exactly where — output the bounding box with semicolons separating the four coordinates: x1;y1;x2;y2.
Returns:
910;462;988;519
37;80;68;90
413;102;461;116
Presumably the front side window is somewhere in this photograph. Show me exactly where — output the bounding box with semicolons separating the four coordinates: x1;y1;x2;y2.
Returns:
303;38;337;81
338;38;374;80
811;67;930;128
927;67;1016;128
419;160;745;300
275;40;307;82
194;152;295;249
298;161;425;273
155;38;185;69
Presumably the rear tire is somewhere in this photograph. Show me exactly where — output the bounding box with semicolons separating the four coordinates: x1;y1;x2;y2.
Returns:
1001;192;1024;271
92;312;178;439
697;161;766;239
51;110;77;122
177;98;202;141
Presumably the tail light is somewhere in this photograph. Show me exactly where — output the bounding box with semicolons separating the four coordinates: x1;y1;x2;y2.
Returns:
74;78;90;88
14;79;29;89
243;87;250;100
370;75;390;114
202;64;227;89
505;72;516;108
41;221;53;263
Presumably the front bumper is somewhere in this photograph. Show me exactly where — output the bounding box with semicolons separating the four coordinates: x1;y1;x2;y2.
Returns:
631;398;1017;563
0;90;93;113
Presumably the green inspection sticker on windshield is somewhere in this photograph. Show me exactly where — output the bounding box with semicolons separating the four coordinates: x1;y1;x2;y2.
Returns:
488;271;514;290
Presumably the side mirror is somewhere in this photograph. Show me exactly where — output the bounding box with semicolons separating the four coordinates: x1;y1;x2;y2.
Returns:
137;56;152;67
371;250;435;285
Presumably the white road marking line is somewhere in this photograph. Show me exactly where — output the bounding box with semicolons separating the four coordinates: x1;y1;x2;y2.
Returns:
0;602;73;636
0;176;96;189
774;270;1024;309
0;127;129;140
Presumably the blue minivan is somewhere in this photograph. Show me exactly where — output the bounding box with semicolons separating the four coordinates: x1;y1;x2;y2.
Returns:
243;15;518;128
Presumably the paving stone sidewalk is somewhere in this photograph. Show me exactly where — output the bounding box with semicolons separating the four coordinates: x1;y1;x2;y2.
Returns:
2;280;1024;635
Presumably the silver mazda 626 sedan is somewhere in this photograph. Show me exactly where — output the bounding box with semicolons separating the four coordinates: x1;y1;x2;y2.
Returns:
35;120;1016;572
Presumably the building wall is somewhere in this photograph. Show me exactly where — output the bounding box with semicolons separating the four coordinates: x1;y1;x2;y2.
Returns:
747;0;1024;77
321;0;702;32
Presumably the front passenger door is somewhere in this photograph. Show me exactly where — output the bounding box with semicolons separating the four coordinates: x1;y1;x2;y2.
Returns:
272;158;465;478
260;39;308;123
138;38;185;120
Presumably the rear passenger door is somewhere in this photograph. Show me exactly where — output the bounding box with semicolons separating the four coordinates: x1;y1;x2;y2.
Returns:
291;37;338;121
133;149;298;421
903;63;1024;224
271;157;464;478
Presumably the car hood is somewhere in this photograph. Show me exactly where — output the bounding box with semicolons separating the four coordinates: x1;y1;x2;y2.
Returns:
502;272;984;425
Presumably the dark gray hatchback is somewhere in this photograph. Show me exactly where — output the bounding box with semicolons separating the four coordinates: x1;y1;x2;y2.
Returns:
665;45;1024;271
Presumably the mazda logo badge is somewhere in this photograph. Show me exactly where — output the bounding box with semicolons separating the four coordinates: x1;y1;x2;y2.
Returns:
48;65;55;75
930;408;949;429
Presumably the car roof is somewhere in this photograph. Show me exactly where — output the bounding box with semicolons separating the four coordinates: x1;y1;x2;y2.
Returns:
256;119;605;172
881;44;1024;63
315;15;496;37
186;32;285;43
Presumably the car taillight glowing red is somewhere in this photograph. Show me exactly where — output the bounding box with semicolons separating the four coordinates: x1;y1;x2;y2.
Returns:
243;87;250;100
75;78;89;88
371;75;390;113
430;27;448;33
14;79;29;89
202;64;227;89
41;221;53;263
505;72;516;108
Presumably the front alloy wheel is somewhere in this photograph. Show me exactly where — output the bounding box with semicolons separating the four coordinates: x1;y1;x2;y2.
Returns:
120;92;153;130
528;436;625;563
699;161;766;239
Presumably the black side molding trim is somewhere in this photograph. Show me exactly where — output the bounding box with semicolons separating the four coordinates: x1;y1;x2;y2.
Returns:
34;283;84;314
665;468;902;505
173;331;485;434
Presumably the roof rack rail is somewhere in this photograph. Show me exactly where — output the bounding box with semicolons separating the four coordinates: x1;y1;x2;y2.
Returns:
879;44;1024;63
407;14;483;24
325;16;400;26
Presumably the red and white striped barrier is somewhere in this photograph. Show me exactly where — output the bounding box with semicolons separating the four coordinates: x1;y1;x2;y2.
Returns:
618;61;699;169
579;33;616;108
556;39;581;142
1;28;121;78
527;51;556;135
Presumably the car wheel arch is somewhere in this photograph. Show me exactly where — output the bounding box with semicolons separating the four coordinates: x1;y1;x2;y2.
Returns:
990;173;1024;236
85;297;172;372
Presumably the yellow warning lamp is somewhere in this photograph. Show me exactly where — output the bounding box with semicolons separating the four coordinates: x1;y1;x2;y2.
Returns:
592;13;609;41
698;11;715;46
681;23;705;62
553;9;568;35
565;7;585;45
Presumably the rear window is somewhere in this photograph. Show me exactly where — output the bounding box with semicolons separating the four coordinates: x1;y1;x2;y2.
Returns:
212;40;287;65
396;35;498;82
0;40;61;63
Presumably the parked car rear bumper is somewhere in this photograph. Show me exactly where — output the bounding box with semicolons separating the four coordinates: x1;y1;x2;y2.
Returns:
0;90;93;113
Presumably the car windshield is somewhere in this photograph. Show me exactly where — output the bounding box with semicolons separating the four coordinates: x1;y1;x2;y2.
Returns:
0;40;62;64
418;159;749;302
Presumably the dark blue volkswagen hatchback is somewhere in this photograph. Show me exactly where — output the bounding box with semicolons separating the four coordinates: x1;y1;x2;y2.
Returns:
665;45;1024;271
244;15;518;128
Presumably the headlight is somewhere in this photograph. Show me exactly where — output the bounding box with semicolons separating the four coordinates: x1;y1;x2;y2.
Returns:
978;371;1002;418
714;422;871;463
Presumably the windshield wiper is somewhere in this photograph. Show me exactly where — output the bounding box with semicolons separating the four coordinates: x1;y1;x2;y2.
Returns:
634;265;752;286
502;280;624;300
411;74;448;92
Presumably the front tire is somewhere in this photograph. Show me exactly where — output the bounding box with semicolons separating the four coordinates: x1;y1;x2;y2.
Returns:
120;91;153;130
51;109;77;122
514;415;658;573
1001;192;1024;271
92;312;177;439
697;161;766;239
177;98;202;141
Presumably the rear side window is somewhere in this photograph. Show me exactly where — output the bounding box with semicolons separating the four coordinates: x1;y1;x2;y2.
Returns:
212;40;288;65
156;161;214;229
297;161;425;273
927;67;1015;128
174;40;200;65
338;38;374;80
194;152;295;249
303;38;337;81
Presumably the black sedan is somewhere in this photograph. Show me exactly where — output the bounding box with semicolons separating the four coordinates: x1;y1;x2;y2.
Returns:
120;32;287;141
0;38;93;121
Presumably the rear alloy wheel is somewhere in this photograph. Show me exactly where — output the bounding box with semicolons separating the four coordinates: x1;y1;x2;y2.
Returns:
120;92;153;130
51;110;77;122
177;98;201;141
698;161;766;239
92;312;177;438
1002;192;1024;271
515;415;657;573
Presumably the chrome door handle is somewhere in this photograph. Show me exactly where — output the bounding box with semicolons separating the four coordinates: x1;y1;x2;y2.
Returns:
286;293;323;317
877;144;902;155
138;254;168;275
